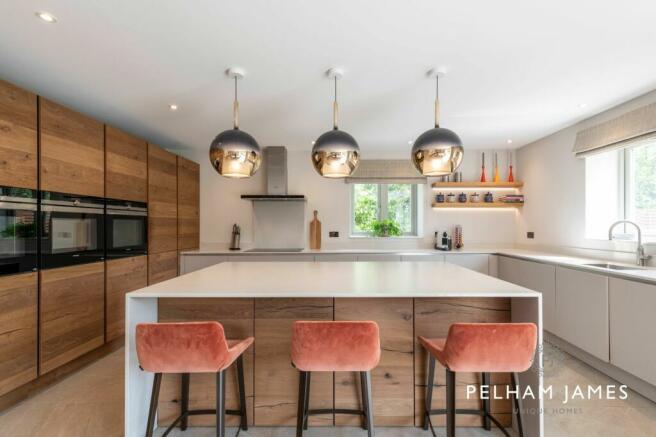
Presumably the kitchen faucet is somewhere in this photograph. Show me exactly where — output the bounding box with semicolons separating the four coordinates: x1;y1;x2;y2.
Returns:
608;220;652;266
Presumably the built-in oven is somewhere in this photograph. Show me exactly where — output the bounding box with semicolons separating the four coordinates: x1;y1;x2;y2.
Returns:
40;191;105;269
105;199;147;259
0;187;38;276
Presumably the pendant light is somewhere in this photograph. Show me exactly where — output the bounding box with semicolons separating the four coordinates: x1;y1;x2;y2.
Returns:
311;68;360;178
411;68;463;176
209;68;262;178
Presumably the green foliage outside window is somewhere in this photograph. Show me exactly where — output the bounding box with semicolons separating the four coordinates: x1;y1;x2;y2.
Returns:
632;144;656;209
352;183;416;236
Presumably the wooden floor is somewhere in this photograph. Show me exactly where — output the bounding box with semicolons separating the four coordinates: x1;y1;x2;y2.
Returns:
1;343;655;436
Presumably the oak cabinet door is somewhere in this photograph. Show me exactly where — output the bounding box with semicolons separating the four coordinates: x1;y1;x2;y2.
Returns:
0;80;37;189
609;278;656;385
148;144;177;254
39;262;105;374
555;266;609;362
177;156;200;250
105;126;147;202
0;272;37;395
39;98;104;197
105;256;148;342
148;251;178;285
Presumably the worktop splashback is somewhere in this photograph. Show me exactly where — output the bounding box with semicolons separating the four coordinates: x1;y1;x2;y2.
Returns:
252;200;306;249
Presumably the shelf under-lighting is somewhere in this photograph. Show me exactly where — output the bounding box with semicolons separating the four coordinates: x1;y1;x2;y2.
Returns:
431;181;523;189
432;201;523;209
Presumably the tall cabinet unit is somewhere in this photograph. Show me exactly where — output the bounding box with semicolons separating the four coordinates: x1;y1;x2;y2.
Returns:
104;126;149;342
148;144;178;284
0;80;39;395
177;156;200;251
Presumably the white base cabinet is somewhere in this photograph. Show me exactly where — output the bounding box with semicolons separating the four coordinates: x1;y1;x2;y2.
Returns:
180;255;227;274
498;256;556;332
444;253;489;275
609;278;656;385
555;266;609;362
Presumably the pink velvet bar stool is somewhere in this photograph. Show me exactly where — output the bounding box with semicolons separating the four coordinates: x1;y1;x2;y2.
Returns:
419;323;537;437
291;321;381;437
136;321;254;437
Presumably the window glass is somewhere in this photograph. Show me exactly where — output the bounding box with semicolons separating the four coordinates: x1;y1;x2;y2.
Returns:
351;183;418;236
627;142;656;241
353;184;378;234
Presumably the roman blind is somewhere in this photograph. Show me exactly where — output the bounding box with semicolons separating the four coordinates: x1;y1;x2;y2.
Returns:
344;159;426;184
573;102;656;157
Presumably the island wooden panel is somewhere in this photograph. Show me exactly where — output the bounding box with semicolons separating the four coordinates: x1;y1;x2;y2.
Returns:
39;98;104;197
158;298;254;427
39;262;105;374
0;272;37;396
105;256;148;342
177;156;200;250
148;144;177;254
414;297;512;427
334;298;414;426
105;126;147;202
148;251;177;285
0;80;37;189
254;298;334;426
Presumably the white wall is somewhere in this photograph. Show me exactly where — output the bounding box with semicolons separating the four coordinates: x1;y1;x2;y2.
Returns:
516;89;656;260
176;147;519;249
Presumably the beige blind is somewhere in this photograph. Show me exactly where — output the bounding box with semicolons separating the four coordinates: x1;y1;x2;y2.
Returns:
573;102;656;157
344;159;426;184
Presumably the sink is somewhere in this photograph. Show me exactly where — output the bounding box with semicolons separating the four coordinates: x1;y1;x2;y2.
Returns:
584;263;644;271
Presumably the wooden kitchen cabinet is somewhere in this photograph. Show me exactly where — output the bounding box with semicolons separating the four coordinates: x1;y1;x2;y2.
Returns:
177;156;200;251
444;254;489;274
609;278;656;385
148;144;178;254
39;98;104;197
105;126;147;202
498;256;556;332
148;250;178;285
39;262;105;374
105;255;148;342
555;266;609;362
0;272;37;396
0;80;37;190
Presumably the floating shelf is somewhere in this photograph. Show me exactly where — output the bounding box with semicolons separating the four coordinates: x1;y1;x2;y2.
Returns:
431;181;523;189
432;201;523;209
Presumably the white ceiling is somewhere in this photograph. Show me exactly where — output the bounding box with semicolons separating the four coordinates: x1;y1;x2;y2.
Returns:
1;1;656;153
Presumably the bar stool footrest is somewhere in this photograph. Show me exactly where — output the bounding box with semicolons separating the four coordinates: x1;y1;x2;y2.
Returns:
425;408;512;437
161;409;246;437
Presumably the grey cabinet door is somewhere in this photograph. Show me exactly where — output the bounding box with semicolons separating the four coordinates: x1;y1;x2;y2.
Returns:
555;266;609;362
444;254;489;274
609;278;656;385
181;255;227;274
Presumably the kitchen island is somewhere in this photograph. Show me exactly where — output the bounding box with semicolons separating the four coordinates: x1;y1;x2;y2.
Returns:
125;261;543;436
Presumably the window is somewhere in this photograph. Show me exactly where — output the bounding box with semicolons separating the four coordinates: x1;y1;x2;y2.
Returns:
585;140;656;242
351;183;419;236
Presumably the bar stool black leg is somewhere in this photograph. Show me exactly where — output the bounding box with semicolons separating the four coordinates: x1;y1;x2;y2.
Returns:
296;371;307;437
361;371;375;437
302;372;311;430
146;373;162;437
216;370;225;437
482;372;491;431
512;372;525;437
360;371;369;430
236;356;248;431
180;373;190;431
424;355;436;430
446;369;456;437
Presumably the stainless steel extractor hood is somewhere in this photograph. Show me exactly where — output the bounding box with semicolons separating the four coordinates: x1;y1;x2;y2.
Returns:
241;146;306;201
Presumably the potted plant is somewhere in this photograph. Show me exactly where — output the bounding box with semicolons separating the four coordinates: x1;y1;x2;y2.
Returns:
370;219;402;237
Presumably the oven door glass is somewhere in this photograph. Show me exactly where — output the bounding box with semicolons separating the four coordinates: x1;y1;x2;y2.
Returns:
0;202;38;276
41;209;105;268
107;214;147;258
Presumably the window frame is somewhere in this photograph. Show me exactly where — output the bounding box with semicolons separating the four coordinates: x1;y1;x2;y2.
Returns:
350;183;419;237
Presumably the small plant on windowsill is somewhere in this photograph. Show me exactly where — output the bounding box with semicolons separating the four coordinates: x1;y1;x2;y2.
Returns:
370;219;402;238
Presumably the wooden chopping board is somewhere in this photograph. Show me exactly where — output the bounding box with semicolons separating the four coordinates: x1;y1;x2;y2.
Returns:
309;210;321;249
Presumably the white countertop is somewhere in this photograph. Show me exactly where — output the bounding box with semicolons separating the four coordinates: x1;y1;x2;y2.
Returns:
128;261;539;299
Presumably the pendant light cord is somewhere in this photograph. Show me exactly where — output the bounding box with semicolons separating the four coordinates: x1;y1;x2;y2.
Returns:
233;76;240;129
434;75;440;128
333;76;339;130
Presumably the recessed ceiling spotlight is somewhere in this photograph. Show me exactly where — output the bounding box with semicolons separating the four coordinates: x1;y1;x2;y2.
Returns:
311;141;316;145
36;12;57;23
578;103;588;109
169;104;178;111
507;139;513;144
408;140;414;145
